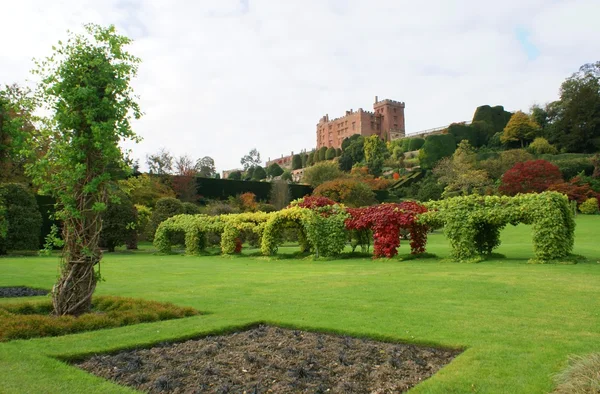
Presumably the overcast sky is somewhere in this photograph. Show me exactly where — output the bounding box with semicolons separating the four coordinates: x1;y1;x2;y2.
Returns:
2;0;599;173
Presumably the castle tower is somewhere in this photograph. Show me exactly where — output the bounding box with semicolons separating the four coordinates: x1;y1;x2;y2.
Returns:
373;98;405;141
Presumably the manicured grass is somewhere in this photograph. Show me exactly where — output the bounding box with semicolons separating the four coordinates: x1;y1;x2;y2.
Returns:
0;216;599;393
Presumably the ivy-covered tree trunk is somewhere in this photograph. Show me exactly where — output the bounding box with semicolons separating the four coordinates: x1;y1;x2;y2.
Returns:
53;190;104;316
28;24;141;316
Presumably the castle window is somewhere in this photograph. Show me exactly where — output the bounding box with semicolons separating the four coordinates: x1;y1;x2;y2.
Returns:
393;108;396;113
393;116;397;122
394;124;398;128
352;122;355;130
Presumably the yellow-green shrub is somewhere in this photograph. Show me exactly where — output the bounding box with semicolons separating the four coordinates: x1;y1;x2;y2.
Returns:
579;197;599;214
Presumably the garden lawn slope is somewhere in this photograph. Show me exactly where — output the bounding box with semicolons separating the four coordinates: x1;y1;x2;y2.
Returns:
0;216;599;393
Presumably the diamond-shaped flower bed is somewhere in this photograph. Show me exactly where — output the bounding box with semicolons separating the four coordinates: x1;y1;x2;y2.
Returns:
77;325;461;393
0;286;49;298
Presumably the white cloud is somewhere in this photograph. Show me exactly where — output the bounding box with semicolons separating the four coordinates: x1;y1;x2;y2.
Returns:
1;0;599;172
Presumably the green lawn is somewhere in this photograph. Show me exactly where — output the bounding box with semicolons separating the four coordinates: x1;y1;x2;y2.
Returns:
1;215;599;393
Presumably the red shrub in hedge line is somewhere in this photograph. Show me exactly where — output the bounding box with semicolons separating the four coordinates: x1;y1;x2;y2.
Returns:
346;202;429;258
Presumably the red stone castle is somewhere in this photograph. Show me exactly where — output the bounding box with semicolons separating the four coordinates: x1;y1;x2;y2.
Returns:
317;96;406;149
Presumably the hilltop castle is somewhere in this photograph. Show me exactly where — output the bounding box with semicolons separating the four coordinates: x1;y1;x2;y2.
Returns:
317;96;406;149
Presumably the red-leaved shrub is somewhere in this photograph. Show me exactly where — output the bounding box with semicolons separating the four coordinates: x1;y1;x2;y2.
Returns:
345;202;429;258
499;160;563;196
293;196;336;210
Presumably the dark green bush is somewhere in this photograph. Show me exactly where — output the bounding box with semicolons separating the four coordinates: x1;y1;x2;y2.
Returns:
99;192;137;252
0;183;42;254
407;137;425;151
182;202;200;214
418;134;457;169
551;158;594;179
146;197;184;241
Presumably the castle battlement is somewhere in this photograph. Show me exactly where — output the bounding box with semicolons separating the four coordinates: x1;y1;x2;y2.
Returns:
316;96;406;149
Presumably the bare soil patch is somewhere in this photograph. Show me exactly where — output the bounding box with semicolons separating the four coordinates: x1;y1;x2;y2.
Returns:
77;325;461;393
0;286;48;298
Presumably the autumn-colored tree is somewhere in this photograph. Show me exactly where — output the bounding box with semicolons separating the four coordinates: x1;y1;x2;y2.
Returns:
313;178;376;207
548;176;600;205
501;111;540;148
499;160;563;196
528;137;558;155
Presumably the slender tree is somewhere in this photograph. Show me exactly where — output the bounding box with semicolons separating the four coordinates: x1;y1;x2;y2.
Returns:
28;24;142;316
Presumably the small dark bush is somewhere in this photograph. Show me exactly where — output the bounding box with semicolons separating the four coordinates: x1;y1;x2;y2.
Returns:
146;198;184;241
0;183;42;254
100;192;137;252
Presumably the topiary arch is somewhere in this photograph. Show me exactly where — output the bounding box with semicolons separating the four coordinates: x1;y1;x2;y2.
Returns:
220;212;272;254
260;204;348;258
154;214;224;255
421;192;575;263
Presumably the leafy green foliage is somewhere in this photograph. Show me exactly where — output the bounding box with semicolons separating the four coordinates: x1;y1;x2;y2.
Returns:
227;171;242;180
325;147;336;160
421;192;575;263
240;148;261;170
99;191;136;252
146;197;183;241
0;183;42;254
291;154;302;170
545;62;600;153
318;146;327;162
363;135;387;176
579;198;599;214
118;174;175;208
182;202;200;215
302;161;342;187
551;157;595;179
433;141;492;197
313;179;376;207
261;203;348;258
220;212;271;254
0;296;197;342
28;24;142;315
0;84;36;183
528;137;558;155
266;162;284;178
418;134;457;170
478;149;534;180
281;170;292;182
501;111;540;147
153;214;225;254
447;123;480;147
252;165;267;181
472;105;513;136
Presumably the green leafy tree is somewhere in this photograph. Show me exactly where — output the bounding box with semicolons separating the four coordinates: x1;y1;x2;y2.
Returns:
301;153;308;168
28;24;142;316
227;170;242;180
281;170;293;182
338;151;354;171
418;134;457;170
241;148;261;170
306;151;315;166
252;165;267;180
335;148;342;157
146;197;183;241
267;162;284;178
146;148;173;175
433;141;492;197
318;146;327;161
528;137;558;155
546;62;600;153
302;161;342;187
325;147;336;160
99;191;136;252
196;156;216;178
0;84;37;183
118;174;175;208
0;183;42;254
501;111;540;147
363;135;387;176
291;154;302;170
478;149;534;180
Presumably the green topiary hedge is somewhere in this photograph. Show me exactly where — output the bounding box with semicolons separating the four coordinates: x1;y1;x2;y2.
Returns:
0;184;42;254
421;192;575;263
153;214;225;254
146;197;184;242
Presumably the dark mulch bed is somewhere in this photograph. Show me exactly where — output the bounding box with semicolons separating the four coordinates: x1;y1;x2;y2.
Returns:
0;286;48;298
77;325;461;393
